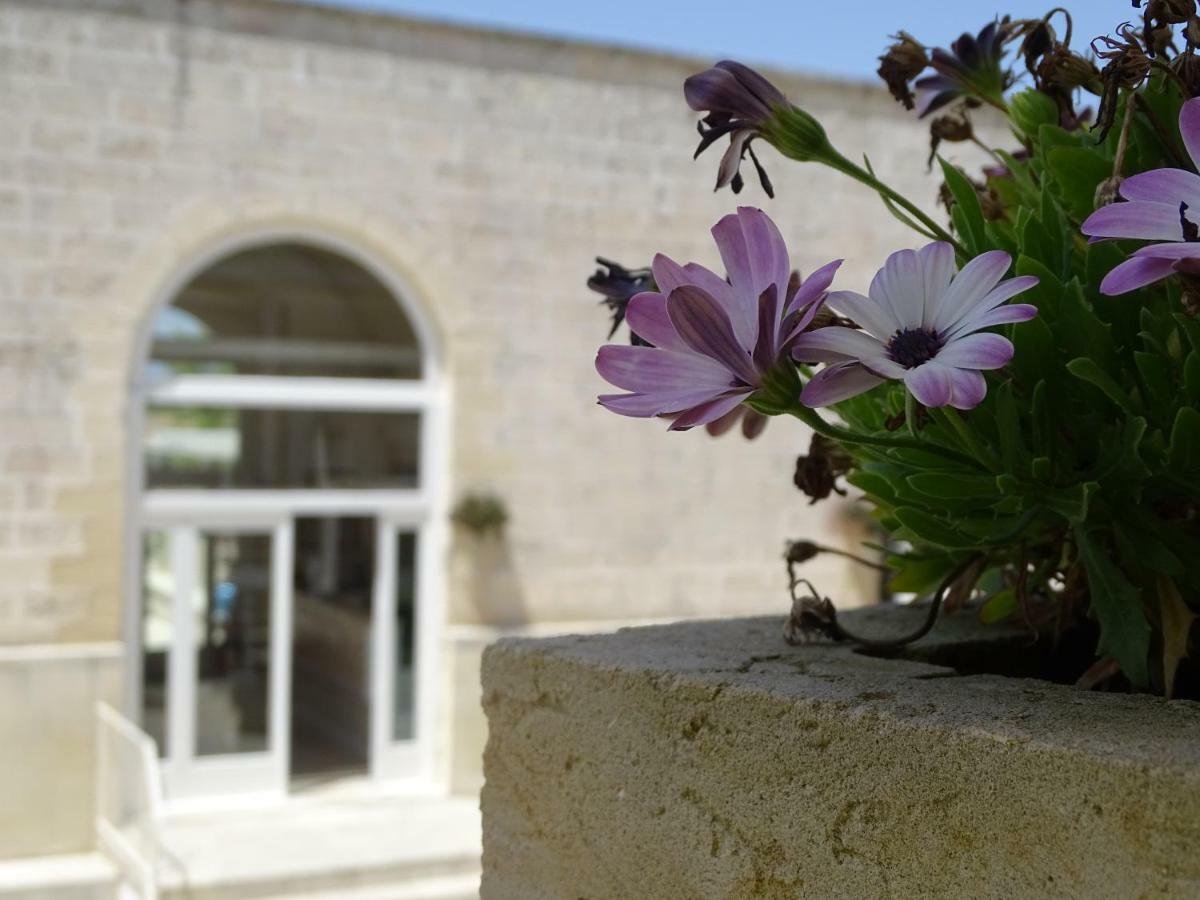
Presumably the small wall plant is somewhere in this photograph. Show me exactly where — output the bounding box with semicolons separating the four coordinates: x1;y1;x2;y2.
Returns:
589;6;1200;696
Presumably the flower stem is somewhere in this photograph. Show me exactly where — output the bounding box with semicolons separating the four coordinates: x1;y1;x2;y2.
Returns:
929;407;1000;472
832;155;963;251
785;403;976;467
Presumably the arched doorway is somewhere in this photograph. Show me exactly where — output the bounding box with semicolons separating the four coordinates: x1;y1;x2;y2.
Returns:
131;239;444;802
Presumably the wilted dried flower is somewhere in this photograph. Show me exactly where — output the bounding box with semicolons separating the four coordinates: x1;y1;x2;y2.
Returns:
927;111;974;168
793;433;853;504
685;60;788;196
878;31;928;110
1093;24;1153;140
587;257;655;345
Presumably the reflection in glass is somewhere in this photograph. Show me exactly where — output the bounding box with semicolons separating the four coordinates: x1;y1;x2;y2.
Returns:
291;517;373;783
146;244;421;383
394;532;418;741
144;408;420;490
140;531;171;757
195;533;271;757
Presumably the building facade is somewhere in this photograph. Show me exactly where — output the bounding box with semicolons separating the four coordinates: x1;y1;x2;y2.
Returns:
0;0;964;878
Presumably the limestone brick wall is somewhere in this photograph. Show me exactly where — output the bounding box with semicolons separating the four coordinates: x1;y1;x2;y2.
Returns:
0;0;989;855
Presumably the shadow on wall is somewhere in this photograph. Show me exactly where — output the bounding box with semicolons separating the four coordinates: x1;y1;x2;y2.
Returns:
449;493;529;627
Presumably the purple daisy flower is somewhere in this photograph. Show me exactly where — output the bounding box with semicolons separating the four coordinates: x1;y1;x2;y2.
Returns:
595;207;841;431
1081;97;1200;295
915;20;1014;117
793;242;1038;410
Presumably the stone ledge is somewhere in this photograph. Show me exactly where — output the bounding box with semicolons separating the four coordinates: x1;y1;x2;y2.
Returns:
481;610;1200;899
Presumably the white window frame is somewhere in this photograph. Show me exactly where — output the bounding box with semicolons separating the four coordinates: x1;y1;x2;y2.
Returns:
123;228;451;805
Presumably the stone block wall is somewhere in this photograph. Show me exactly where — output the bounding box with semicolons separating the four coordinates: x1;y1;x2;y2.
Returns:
0;0;988;856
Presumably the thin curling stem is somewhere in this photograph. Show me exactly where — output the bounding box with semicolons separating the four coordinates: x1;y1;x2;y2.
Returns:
800;555;982;651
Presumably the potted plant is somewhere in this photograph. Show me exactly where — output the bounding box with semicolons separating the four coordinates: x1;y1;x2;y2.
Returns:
588;6;1200;699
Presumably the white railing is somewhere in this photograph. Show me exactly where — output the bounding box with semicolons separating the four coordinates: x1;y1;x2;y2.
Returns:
95;702;163;900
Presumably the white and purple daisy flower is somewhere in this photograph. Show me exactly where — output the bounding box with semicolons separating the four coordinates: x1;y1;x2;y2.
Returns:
1082;97;1200;295
793;242;1038;410
595;207;840;430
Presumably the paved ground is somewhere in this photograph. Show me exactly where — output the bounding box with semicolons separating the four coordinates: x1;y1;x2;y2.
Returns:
158;786;480;899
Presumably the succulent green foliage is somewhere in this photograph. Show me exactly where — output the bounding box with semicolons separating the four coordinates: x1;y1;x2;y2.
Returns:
831;71;1200;692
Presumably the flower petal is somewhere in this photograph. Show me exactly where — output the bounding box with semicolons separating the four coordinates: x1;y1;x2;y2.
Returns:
946;368;987;410
791;325;887;363
827;289;900;340
667;285;761;385
1119;168;1200;207
904;361;953;407
704;405;744;437
870;247;925;330
785;258;842;318
918;241;957;326
624;292;688;352
1130;242;1200;259
668;390;752;430
716;129;753;191
938;274;1038;336
596;344;732;393
1181;97;1200;173
598;387;729;417
1099;255;1179;295
931;250;1011;332
935;333;1013;370
800;362;884;407
752;284;782;372
945;303;1037;339
741;409;768;439
1080;200;1186;242
711;207;790;349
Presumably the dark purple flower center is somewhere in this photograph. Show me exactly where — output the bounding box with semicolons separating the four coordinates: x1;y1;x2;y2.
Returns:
1181;202;1200;242
886;327;943;369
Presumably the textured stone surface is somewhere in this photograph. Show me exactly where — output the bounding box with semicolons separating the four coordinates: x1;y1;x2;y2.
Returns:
0;0;991;858
481;610;1200;899
0;0;978;648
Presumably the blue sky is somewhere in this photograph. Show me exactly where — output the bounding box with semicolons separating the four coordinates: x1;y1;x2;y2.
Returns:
291;1;1132;81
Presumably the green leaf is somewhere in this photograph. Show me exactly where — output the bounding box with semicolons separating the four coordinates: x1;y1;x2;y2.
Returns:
1044;482;1098;524
1133;351;1172;406
893;507;978;549
905;473;1003;500
1074;526;1151;687
1114;521;1184;578
1080;525;1152;686
978;588;1018;624
938;157;986;254
993;383;1027;472
1158;576;1197;699
1009;88;1059;138
1044;147;1112;221
1067;357;1139;415
888;555;962;594
1184;352;1200;402
1168;406;1200;473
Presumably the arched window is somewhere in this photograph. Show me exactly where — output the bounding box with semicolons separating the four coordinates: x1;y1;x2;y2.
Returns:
135;240;442;801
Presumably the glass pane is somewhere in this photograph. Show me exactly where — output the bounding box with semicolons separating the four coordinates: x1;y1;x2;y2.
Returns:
291;517;373;783
140;531;171;757
195;533;271;757
394;531;418;742
146;244;421;382
144;408;420;489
